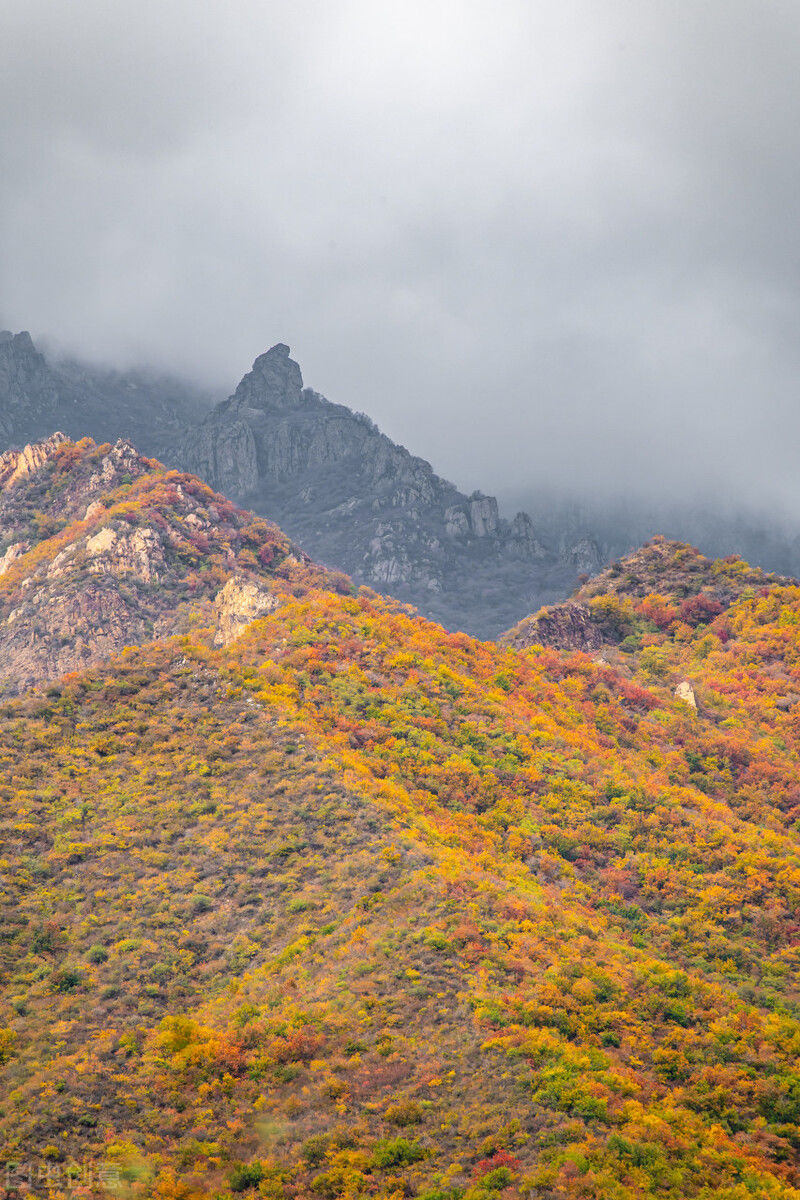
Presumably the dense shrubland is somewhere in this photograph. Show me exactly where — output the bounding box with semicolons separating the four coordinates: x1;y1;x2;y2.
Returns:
1;451;799;1197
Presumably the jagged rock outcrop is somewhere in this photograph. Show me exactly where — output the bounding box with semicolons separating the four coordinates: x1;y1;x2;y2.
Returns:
179;344;577;637
213;575;280;646
568;535;603;576
0;431;69;487
0;330;214;458
502;600;604;653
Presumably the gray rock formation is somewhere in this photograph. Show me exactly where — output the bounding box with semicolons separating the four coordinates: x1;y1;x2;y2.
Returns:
179;344;578;637
0;330;214;458
501;600;604;653
0;332;59;443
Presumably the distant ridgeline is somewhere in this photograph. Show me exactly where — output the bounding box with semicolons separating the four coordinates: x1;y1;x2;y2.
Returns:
0;329;214;462
176;344;594;636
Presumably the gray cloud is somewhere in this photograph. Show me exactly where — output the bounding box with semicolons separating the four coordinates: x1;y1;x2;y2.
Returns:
2;0;799;513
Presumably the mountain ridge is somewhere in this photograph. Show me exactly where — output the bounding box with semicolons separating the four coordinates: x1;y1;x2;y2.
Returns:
0;329;215;460
0;432;351;693
178;343;592;637
0;333;598;638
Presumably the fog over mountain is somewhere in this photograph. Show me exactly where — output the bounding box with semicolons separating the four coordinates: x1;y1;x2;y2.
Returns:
3;1;800;515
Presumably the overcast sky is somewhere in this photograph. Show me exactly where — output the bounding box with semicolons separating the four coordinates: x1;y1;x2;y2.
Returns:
2;1;799;512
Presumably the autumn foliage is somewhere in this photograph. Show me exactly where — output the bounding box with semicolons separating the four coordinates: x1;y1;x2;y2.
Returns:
1;455;800;1198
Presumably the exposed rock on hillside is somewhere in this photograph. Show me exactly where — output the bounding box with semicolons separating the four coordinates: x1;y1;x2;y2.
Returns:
675;679;698;708
503;599;604;653
0;430;69;487
180;344;583;637
213;574;280;646
0;434;343;693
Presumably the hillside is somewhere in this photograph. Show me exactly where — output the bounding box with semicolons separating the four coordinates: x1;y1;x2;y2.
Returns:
178;344;589;637
0;331;214;460
502;536;794;656
0;434;349;693
1;452;800;1198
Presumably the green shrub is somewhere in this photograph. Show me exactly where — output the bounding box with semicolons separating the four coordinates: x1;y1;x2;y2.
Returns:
301;1135;329;1166
51;966;83;993
370;1136;427;1169
228;1161;264;1192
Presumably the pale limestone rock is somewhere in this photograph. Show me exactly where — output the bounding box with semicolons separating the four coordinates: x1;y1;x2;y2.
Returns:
675;680;697;709
85;525;164;583
445;506;470;538
469;495;499;537
128;529;164;582
86;527;117;556
509;511;548;558
213;576;280;646
47;545;77;578
0;541;28;576
0;432;69;489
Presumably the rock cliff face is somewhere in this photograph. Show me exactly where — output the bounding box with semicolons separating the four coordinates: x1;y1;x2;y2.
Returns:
0;330;214;459
180;344;585;637
0;431;70;487
502;599;604;654
212;575;281;646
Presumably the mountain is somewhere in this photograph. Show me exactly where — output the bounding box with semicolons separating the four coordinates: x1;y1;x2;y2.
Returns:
0;433;349;693
178;343;593;637
0;329;214;459
502;535;794;654
2;440;800;1198
7;328;800;640
0;332;598;638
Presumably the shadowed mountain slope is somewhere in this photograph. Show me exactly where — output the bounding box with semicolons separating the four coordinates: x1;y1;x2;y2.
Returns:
0;330;214;460
178;343;589;637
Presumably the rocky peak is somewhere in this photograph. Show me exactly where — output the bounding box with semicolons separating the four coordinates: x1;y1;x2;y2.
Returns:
468;493;499;538
229;343;304;412
177;344;580;636
0;435;343;693
0;432;69;488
